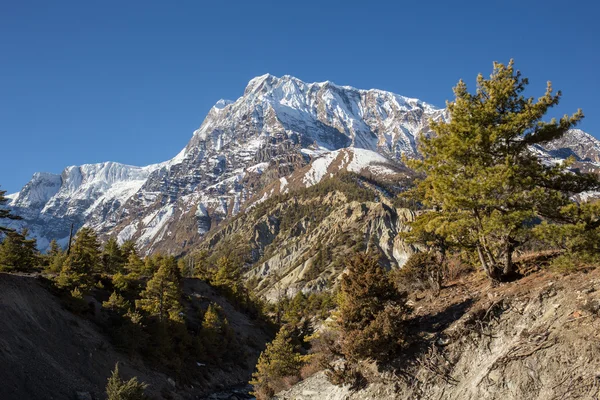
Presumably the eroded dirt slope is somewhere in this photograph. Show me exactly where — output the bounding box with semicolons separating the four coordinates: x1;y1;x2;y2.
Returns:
0;273;175;399
0;273;270;400
278;268;600;399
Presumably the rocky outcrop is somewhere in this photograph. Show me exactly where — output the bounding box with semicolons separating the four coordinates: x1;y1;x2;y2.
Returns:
541;128;600;162
252;201;416;301
200;180;417;300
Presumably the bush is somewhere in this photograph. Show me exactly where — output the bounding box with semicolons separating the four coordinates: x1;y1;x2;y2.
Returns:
394;252;444;294
116;311;149;354
65;287;89;314
445;254;474;281
547;252;599;273
106;363;148;400
534;201;600;272
103;291;131;314
303;329;340;376
326;362;367;390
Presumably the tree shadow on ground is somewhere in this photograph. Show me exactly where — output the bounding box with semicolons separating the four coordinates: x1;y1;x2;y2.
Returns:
383;298;476;374
409;298;475;334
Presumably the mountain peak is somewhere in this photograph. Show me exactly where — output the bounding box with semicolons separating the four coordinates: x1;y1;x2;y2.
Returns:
541;128;600;162
244;73;277;94
240;74;440;113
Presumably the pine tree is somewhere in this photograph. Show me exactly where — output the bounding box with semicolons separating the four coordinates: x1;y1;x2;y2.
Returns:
142;254;162;276
106;363;148;400
407;60;599;281
211;256;243;298
56;227;101;289
111;252;144;292
202;303;225;332
250;326;304;400
201;302;233;357
0;187;21;235
102;237;124;273
47;239;62;257
192;250;213;280
0;189;34;271
120;239;137;261
136;256;183;322
283;291;308;327
103;291;132;319
123;253;144;275
0;228;38;271
337;253;408;363
45;239;66;273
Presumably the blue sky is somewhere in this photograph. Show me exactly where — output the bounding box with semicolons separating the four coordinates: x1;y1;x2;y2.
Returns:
1;0;598;193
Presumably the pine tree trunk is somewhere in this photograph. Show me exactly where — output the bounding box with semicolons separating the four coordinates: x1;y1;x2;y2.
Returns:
67;223;74;255
502;239;514;278
478;243;501;283
474;210;498;276
477;244;492;277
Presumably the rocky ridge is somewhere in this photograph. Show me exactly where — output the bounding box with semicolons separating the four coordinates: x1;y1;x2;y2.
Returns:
200;180;416;300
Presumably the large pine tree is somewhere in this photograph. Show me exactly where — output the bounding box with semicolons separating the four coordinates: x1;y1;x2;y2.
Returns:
408;60;599;281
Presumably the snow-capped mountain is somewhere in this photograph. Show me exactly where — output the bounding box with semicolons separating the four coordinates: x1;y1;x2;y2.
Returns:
539;129;600;163
6;74;599;253
7;161;169;249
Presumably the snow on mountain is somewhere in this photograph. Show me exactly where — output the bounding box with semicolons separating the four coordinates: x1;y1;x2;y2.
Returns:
6;74;599;253
10;172;62;211
302;148;397;187
191;73;445;159
540;128;600;163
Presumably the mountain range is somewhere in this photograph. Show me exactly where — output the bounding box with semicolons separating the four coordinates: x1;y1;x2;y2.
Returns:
6;74;600;257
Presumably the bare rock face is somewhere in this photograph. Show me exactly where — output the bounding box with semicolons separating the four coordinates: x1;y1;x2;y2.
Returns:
540;128;600;162
199;181;418;300
7;75;599;257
